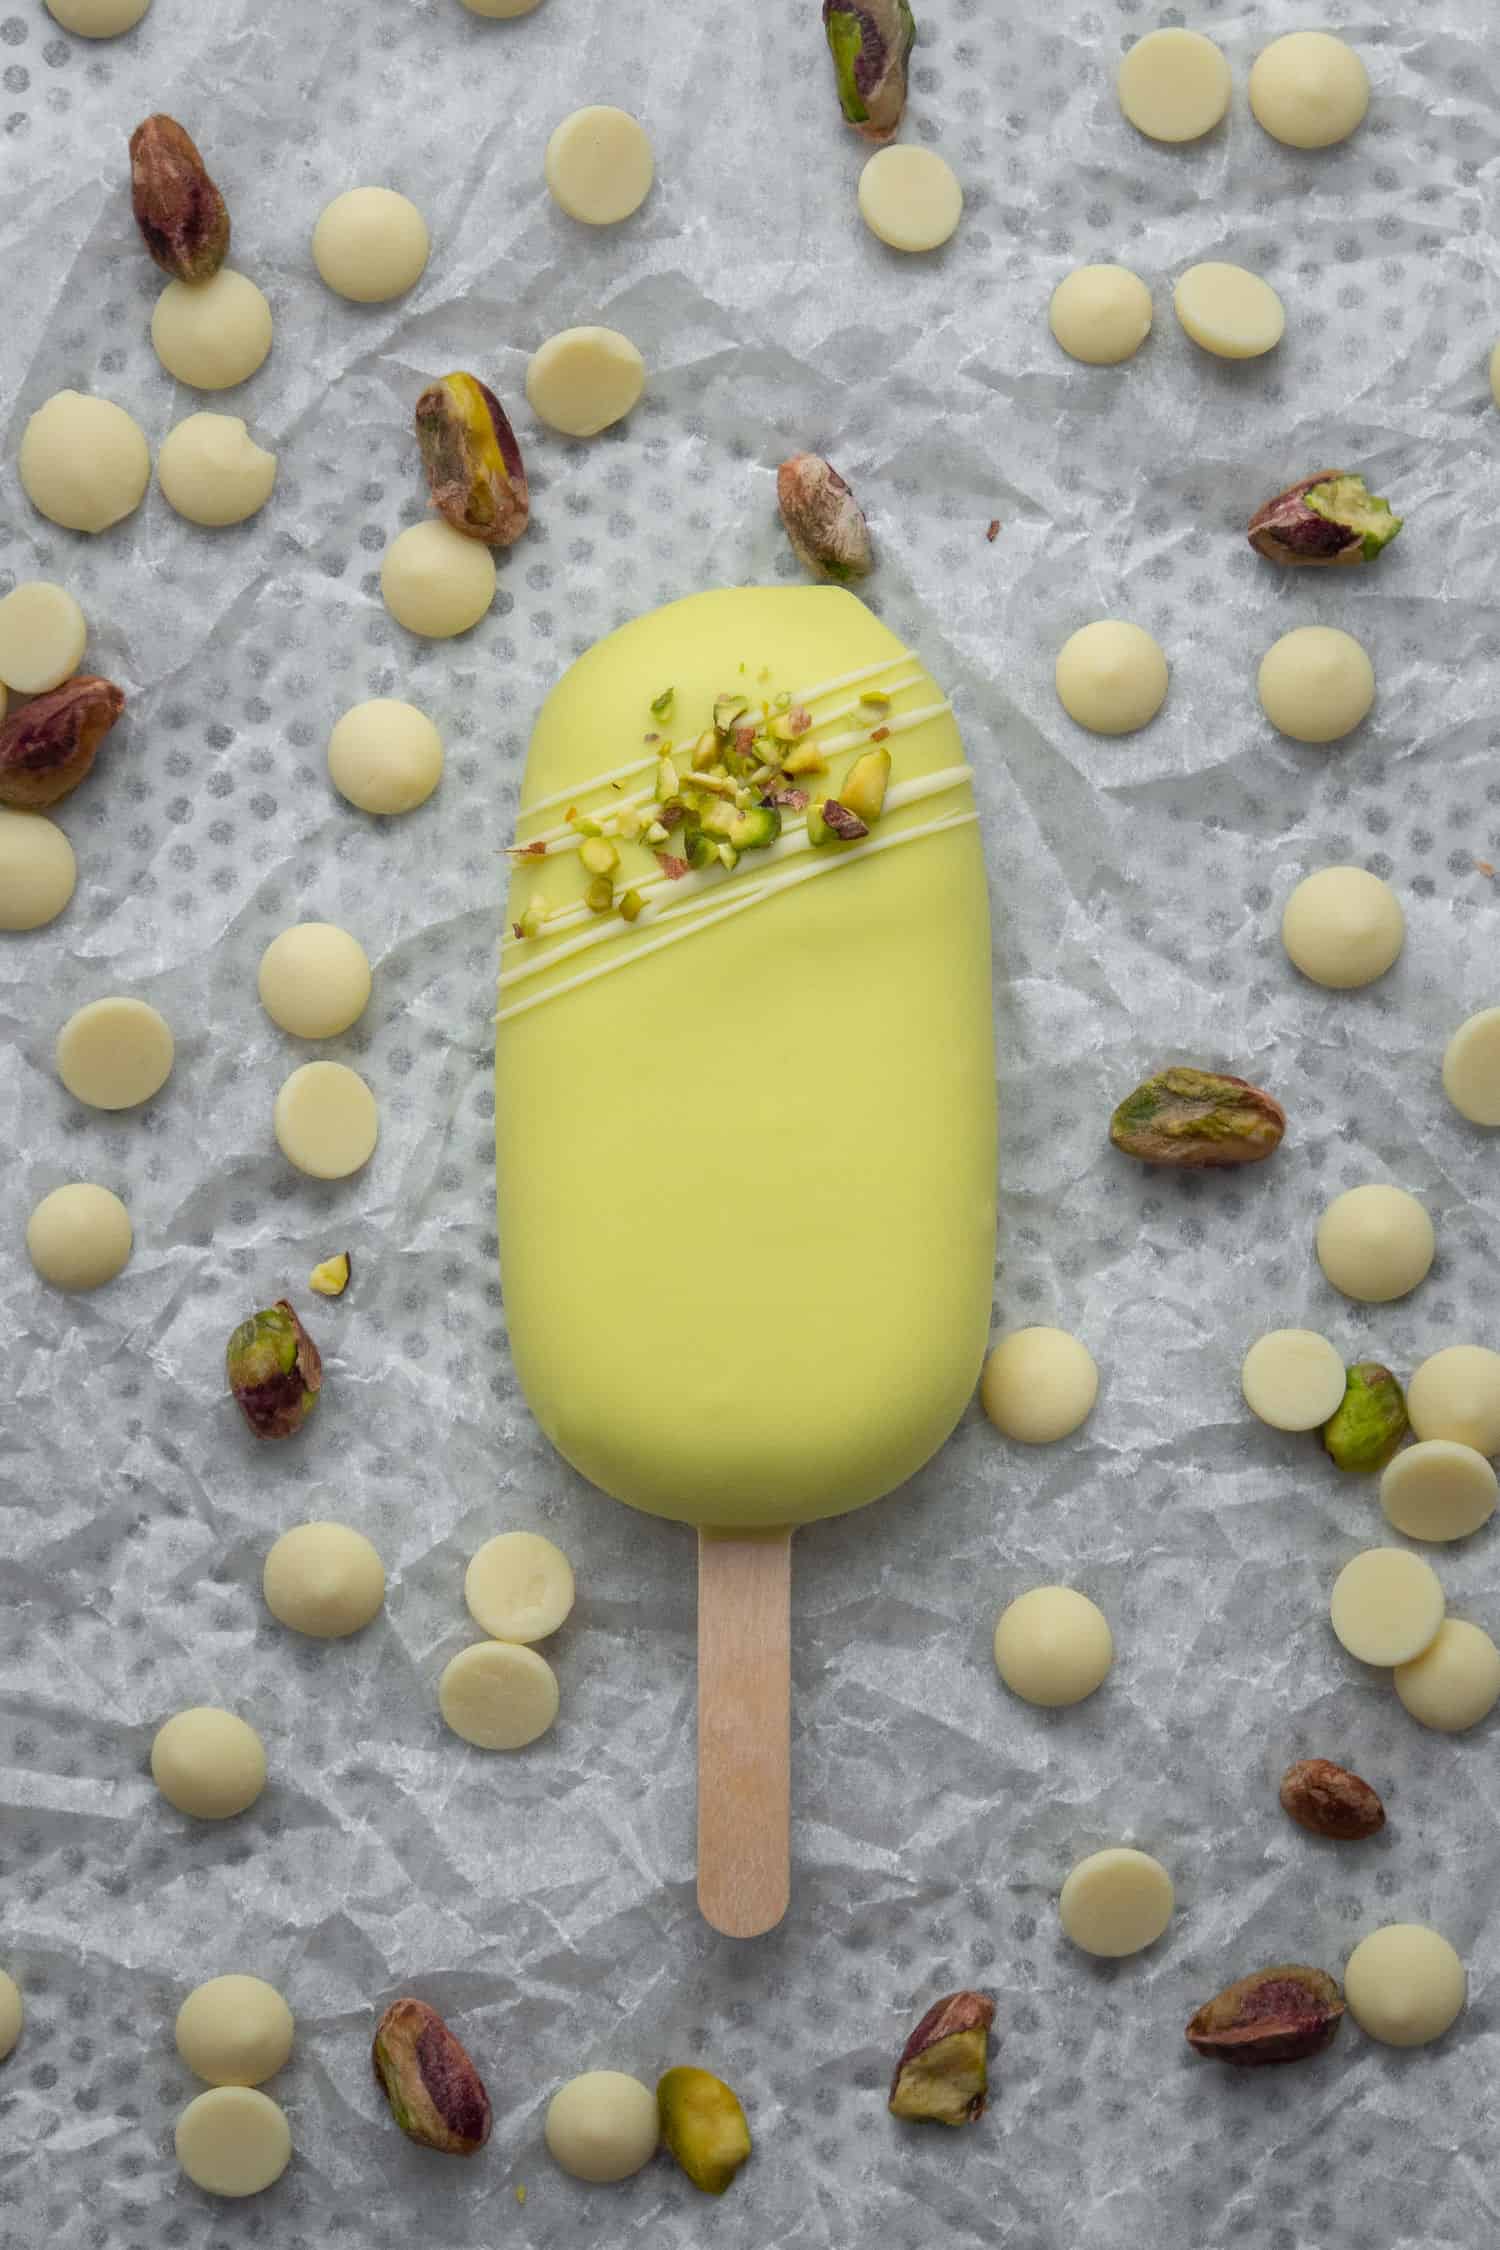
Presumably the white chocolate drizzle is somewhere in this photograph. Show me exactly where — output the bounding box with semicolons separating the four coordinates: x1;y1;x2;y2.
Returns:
516;644;923;824
500;763;975;972
496;807;978;1025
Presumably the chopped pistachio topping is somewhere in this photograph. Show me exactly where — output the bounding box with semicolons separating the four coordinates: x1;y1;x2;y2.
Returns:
650;686;675;719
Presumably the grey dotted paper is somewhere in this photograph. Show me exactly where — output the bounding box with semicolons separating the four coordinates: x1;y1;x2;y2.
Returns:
2;0;1500;2243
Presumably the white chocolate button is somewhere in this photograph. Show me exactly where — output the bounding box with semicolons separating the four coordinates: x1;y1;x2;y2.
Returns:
381;521;496;638
1344;1925;1465;2047
176;2087;291;2197
1055;619;1168;735
258;923;372;1039
1381;1441;1496;1544
152;1707;267;1819
545;107;654;226
1241;1329;1346;1431
981;1326;1098;1443
1174;263;1285;360
1316;1183;1433;1304
1118;28;1230;144
465;1531;575;1643
158;413;277;526
45;0;148;32
1249;32;1369;150
857;145;963;254
152;270;273;391
1049;264;1153;365
526;326;645;438
0;1971;21;2062
1281;867;1403;990
313;187;429;303
1330;1548;1444;1668
1059;1847;1173;1958
1442;1008;1500;1125
327;697;444;815
26;1183;132;1291
545;2071;659;2182
263;1522;386;1638
1407;1346;1500;1454
273;1061;379;1180
994;1587;1113;1708
19;391;150;534
176;1976;294;2087
0;582;86;694
440;1640;559;1749
0;809;76;930
1491;341;1500;411
1394;1620;1500;1733
56;997;174;1111
1259;626;1374;744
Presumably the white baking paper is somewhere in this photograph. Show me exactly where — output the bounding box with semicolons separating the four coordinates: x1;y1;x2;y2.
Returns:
1;0;1498;2243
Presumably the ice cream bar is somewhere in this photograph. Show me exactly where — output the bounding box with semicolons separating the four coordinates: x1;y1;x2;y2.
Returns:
496;585;996;1531
496;586;996;1934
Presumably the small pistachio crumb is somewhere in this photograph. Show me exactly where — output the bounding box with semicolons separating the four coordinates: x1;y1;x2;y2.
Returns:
620;888;644;923
773;690;792;711
650;686;675;719
309;1253;351;1299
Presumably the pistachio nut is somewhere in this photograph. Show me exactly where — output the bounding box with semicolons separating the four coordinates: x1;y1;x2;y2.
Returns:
1109;1066;1286;1168
227;1300;322;1441
888;1989;994;2124
1186;1966;1344;2065
1322;1363;1409;1473
129;113;230;284
823;0;917;141
0;676;124;810
1248;472;1401;568
414;373;530;547
657;2066;752;2194
776;452;874;584
372;1998;492;2156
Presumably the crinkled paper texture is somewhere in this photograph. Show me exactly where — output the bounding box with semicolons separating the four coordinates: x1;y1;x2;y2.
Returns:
1;0;1498;2244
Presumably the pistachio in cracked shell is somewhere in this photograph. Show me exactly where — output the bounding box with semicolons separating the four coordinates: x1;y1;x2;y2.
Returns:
414;373;529;547
1109;1066;1285;1168
227;1300;323;1440
372;1998;492;2156
1248;472;1401;568
888;1989;994;2124
823;0;917;141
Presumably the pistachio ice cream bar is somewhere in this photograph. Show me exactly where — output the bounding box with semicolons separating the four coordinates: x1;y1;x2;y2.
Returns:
496;586;996;1531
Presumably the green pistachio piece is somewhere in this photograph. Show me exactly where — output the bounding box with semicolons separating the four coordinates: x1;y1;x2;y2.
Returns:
1323;1363;1409;1473
1109;1067;1286;1168
823;0;917;141
226;1300;322;1440
658;2067;751;2194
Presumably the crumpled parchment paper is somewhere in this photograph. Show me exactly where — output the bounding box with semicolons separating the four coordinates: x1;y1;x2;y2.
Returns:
2;0;1498;2243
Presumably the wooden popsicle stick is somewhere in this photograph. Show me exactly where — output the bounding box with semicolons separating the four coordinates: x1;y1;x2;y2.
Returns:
697;1527;792;1938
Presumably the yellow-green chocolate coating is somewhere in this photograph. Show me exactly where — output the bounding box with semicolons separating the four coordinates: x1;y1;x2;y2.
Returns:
496;586;996;1528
